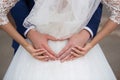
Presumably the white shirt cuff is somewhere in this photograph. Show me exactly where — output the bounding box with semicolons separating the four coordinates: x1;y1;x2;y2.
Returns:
83;27;93;38
24;26;35;37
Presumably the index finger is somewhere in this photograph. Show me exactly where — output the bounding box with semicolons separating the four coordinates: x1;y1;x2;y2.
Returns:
58;43;71;57
42;44;57;60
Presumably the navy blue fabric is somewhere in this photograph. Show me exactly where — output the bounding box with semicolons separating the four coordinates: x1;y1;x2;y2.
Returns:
11;0;34;52
11;1;102;52
87;3;103;37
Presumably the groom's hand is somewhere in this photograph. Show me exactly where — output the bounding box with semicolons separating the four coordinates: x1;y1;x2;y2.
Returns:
58;29;90;62
27;29;57;61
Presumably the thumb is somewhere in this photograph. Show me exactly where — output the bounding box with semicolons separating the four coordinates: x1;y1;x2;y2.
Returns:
47;35;57;41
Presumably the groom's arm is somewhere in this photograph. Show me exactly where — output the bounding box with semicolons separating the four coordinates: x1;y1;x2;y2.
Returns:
10;0;34;52
11;0;34;38
85;3;103;37
25;0;35;12
58;3;103;61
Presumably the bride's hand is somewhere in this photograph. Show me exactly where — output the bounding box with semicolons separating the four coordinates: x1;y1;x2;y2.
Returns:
72;43;93;56
24;44;50;62
27;29;57;61
58;29;90;62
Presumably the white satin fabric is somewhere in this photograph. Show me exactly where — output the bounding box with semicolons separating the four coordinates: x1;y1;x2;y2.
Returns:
4;43;116;80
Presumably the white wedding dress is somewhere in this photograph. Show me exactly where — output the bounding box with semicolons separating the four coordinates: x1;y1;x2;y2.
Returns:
0;0;120;80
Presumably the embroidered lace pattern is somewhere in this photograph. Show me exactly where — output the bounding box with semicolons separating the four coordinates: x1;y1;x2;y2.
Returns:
0;0;120;26
0;0;18;26
103;0;120;24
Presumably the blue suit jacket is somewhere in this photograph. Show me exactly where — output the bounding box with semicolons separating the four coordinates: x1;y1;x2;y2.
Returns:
11;0;103;52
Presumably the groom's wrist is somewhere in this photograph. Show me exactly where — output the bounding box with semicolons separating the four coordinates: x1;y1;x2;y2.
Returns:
26;28;37;39
24;26;35;37
79;29;91;40
83;27;93;38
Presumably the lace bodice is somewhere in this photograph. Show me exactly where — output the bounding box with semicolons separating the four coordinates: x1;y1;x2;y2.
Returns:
0;0;18;26
0;0;120;27
103;0;120;24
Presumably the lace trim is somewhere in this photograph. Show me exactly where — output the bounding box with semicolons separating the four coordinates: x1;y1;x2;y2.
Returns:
0;16;9;25
1;0;120;26
0;0;18;26
103;0;120;24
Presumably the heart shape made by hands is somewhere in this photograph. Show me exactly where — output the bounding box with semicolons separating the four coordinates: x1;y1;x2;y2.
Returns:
48;40;68;55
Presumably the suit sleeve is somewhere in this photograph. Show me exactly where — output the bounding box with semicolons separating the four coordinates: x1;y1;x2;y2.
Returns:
86;3;103;37
10;0;34;38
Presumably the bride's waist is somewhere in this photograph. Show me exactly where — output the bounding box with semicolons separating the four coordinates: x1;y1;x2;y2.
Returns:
35;23;83;39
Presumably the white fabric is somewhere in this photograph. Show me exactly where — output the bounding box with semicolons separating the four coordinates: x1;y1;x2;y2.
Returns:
4;43;116;80
23;0;101;39
0;0;120;26
84;26;94;37
24;26;94;38
2;0;119;80
23;0;120;37
24;26;35;37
